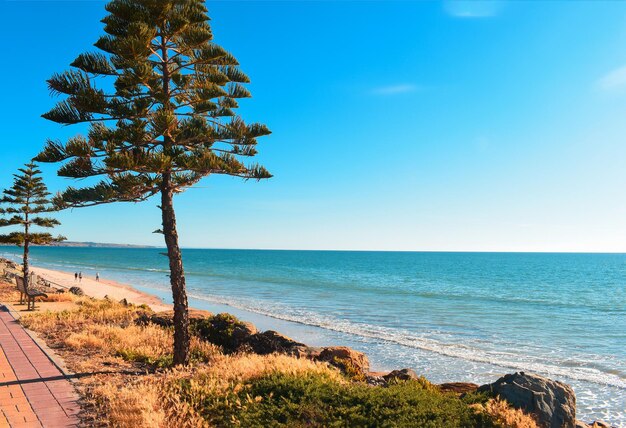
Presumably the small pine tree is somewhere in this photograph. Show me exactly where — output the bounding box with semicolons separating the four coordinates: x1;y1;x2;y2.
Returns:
0;162;65;289
36;0;271;364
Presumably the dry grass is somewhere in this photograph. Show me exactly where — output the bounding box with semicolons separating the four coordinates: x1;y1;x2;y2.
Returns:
87;375;170;428
0;278;21;301
20;297;152;334
63;323;219;368
471;398;540;428
42;292;77;302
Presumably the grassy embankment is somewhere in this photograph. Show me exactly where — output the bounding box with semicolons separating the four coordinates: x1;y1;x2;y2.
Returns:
0;279;538;427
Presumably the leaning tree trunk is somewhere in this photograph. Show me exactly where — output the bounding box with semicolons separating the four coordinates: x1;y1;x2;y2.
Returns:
161;175;190;365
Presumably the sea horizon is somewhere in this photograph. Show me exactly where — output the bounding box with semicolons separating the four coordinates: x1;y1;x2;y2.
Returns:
30;242;626;255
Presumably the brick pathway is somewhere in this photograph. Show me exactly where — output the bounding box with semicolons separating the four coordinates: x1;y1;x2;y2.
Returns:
0;306;79;427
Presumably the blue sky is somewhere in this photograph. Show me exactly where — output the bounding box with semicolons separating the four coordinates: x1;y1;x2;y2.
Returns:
2;0;626;251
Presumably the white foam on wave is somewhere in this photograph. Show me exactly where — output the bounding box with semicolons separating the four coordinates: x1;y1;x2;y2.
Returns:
186;291;626;390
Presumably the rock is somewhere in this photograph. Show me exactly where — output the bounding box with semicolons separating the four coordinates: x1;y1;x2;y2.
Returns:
316;346;370;378
192;313;257;352
383;368;419;382
439;382;479;395
68;286;84;296
365;372;388;386
574;421;614;428
590;422;614;428
288;345;323;359
478;372;576;428
245;330;305;355
119;298;129;306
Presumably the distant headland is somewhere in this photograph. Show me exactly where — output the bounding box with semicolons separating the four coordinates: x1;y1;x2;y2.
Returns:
0;241;156;249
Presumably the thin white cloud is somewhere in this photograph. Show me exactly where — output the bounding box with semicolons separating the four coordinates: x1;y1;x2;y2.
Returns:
443;1;503;18
596;65;626;91
371;84;419;95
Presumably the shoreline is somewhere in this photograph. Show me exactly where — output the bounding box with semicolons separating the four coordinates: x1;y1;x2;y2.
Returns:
28;263;348;351
30;266;172;312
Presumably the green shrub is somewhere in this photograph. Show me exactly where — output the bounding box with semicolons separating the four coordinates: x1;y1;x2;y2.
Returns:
191;313;251;352
116;349;173;368
175;371;499;427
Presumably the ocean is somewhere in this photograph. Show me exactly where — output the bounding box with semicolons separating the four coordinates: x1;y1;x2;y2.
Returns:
2;247;624;425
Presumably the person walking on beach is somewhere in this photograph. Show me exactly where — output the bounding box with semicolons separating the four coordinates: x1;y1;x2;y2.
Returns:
74;272;78;282
96;272;99;282
79;272;82;282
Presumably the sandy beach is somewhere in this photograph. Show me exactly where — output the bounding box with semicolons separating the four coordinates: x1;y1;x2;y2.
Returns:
30;265;171;312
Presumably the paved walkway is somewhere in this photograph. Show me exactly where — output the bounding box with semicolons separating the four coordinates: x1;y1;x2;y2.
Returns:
0;306;79;427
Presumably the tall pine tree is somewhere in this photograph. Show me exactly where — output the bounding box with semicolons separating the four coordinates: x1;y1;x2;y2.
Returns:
36;0;272;364
0;162;65;289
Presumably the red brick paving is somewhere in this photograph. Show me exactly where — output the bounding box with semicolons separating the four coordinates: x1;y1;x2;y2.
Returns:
0;307;79;427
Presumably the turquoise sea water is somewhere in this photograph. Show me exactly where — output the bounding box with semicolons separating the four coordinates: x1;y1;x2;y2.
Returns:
2;247;625;425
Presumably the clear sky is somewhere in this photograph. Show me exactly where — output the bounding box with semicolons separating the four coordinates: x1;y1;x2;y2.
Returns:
2;0;626;252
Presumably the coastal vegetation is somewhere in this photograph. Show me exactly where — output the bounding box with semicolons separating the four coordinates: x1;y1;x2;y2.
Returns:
0;162;65;288
0;275;537;427
35;0;271;364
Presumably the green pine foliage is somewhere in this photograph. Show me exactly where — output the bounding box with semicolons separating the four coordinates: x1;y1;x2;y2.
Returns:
35;0;272;364
0;162;65;287
36;0;271;204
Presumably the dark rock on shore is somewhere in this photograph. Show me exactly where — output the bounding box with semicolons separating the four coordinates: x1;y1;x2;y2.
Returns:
69;286;84;296
478;371;576;428
383;368;419;382
365;372;388;386
289;345;323;359
317;346;370;378
245;330;305;355
575;421;617;428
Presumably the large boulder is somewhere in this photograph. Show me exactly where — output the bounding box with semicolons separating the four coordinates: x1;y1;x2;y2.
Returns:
478;372;576;428
316;346;369;379
245;330;305;355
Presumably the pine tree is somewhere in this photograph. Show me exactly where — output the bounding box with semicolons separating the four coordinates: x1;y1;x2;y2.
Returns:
0;162;65;289
35;0;272;364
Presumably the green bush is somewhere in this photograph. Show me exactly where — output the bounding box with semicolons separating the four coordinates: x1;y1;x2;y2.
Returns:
176;371;499;427
190;313;251;352
115;349;173;368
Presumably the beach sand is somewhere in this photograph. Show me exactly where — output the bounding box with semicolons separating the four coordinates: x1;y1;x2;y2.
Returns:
30;266;171;312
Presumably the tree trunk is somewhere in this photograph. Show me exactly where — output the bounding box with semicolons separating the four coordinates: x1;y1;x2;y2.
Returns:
161;175;190;365
23;213;29;289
